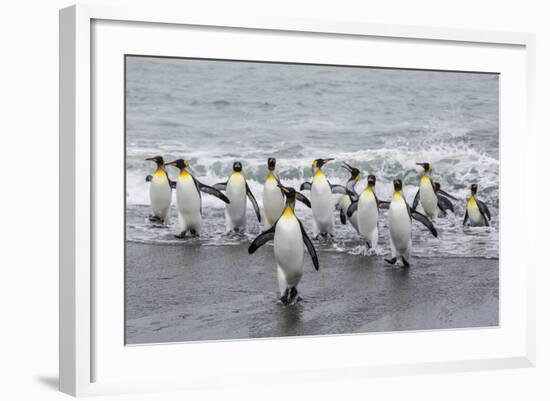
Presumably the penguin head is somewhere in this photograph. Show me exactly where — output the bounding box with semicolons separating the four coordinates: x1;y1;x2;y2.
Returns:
393;179;403;192
233;161;243;173
470;183;478;195
367;174;376;187
341;162;361;182
312;158;333;174
146;156;165;167
165;159;189;170
416;162;432;174
267;158;276;171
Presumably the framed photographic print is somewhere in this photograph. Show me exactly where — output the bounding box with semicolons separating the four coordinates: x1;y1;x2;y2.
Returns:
60;4;536;396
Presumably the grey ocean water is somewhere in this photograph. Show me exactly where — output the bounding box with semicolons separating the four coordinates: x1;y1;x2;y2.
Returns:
125;57;499;344
126;57;499;259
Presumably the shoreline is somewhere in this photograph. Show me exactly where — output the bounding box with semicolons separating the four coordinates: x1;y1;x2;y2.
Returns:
125;241;498;344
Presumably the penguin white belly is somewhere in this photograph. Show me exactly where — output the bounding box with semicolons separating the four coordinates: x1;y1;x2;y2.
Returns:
389;197;412;256
274;213;304;290
311;175;333;234
149;170;172;220
339;195;359;232
225;173;247;230
263;179;285;226
467;198;485;226
419;177;439;218
175;174;202;232
358;191;379;248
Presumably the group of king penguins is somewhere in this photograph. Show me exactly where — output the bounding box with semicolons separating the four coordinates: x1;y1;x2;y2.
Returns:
146;155;492;305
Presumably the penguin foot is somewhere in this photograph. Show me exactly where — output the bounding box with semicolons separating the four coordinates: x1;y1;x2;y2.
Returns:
174;231;187;239
289;287;298;304
384;257;397;265
189;229;199;237
279;288;290;305
148;215;162;223
401;257;410;268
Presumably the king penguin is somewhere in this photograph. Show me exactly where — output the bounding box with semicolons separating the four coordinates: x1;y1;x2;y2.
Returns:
145;155;174;224
262;158;285;227
214;161;261;233
248;185;318;305
463;183;491;227
336;162;361;233
412;162;447;219
385;179;438;267
300;158;347;238
346;175;389;252
165;159;230;238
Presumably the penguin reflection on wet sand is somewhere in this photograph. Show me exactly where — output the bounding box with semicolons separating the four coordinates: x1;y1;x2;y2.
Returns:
145;156;175;224
386;179;438;268
346;175;390;252
248;185;318;305
300;158;347;238
336;162;361;233
165;159;230;238
464;183;491;227
214;161;261;233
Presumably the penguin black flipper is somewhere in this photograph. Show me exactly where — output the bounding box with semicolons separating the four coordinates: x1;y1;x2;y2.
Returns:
340;208;347;224
412;190;420;211
296;192;311;208
298;219;319;271
437;194;454;213
410;208;438;237
196;179;230;204
145;175;152;182
212;182;227;191
347;190;359;202
300;182;312;191
248;224;276;254
463;210;469;226
245;182;262;222
477;200;491;221
438;189;458;201
329;183;347;195
347;201;359;218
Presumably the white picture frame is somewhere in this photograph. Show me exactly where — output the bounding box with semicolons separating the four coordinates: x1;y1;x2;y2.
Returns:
59;4;536;397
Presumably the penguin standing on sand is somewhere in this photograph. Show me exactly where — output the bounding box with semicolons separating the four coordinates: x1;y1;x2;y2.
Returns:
385;179;438;267
412;162;447;219
336;162;361;233
262;158;285;227
145;156;174;224
300;158;347;238
165;159;230;238
214;161;261;233
248;184;318;305
463;183;491;227
346;175;389;251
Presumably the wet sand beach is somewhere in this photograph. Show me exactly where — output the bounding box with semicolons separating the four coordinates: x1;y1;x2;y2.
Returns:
125;242;498;344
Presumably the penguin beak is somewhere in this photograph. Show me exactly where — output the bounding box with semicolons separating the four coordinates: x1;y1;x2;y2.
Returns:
277;184;290;194
341;162;353;173
164;161;176;167
323;158;334;164
146;157;155;162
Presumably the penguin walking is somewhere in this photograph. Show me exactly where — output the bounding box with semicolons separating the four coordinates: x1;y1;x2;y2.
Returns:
463;183;491;227
164;159;230;238
214;161;261;233
346;175;389;251
412;162;447;219
300;158;347;238
248;185;318;305
145;156;175;224
385;179;438;267
336;162;361;233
